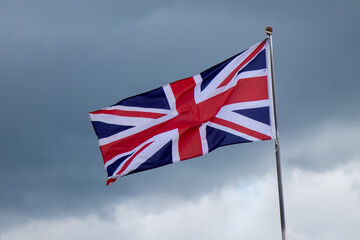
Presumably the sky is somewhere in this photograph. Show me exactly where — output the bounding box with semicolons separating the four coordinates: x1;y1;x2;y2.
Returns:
1;0;360;239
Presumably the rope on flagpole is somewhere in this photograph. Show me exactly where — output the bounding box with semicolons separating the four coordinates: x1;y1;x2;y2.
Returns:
266;26;287;240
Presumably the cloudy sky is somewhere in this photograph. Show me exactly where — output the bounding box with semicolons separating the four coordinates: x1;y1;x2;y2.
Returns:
1;0;360;239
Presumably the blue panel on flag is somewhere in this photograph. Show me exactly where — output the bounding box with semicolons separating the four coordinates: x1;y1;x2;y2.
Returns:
114;87;170;110
92;121;134;139
200;52;241;91
233;106;270;125
206;126;250;152
129;141;173;175
239;49;266;73
106;153;133;177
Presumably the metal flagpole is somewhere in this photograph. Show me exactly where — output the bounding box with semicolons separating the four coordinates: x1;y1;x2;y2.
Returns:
265;26;287;240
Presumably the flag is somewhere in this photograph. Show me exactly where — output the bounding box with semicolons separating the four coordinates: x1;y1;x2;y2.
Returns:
90;39;276;185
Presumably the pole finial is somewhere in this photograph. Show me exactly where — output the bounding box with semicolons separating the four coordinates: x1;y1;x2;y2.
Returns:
266;26;273;35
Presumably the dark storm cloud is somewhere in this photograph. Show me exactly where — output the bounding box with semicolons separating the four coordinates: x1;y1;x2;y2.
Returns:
1;0;359;233
0;1;276;230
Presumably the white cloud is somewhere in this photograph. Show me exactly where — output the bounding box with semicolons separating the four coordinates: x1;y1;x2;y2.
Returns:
1;175;279;240
286;160;360;240
4;159;360;240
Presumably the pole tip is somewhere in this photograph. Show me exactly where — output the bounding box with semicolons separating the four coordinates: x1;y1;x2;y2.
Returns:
265;26;273;35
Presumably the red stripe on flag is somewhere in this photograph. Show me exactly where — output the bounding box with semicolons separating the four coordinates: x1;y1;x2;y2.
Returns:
91;109;166;119
211;117;271;141
225;76;269;105
116;141;153;176
217;40;267;88
106;178;116;185
170;77;204;160
178;126;203;160
100;121;170;163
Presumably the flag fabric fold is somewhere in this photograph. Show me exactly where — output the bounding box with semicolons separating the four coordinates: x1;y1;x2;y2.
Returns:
90;39;276;185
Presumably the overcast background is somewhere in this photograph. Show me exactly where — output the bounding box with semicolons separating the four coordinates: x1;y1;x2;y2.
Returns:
1;0;360;239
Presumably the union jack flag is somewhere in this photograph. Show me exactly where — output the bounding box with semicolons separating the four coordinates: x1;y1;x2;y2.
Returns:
90;39;276;185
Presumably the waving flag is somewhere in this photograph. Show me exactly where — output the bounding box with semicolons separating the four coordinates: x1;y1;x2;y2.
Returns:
90;39;276;185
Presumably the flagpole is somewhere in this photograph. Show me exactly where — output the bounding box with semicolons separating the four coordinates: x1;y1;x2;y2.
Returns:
266;26;287;240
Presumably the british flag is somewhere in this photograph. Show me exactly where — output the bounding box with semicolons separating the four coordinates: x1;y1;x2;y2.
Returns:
90;39;276;185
